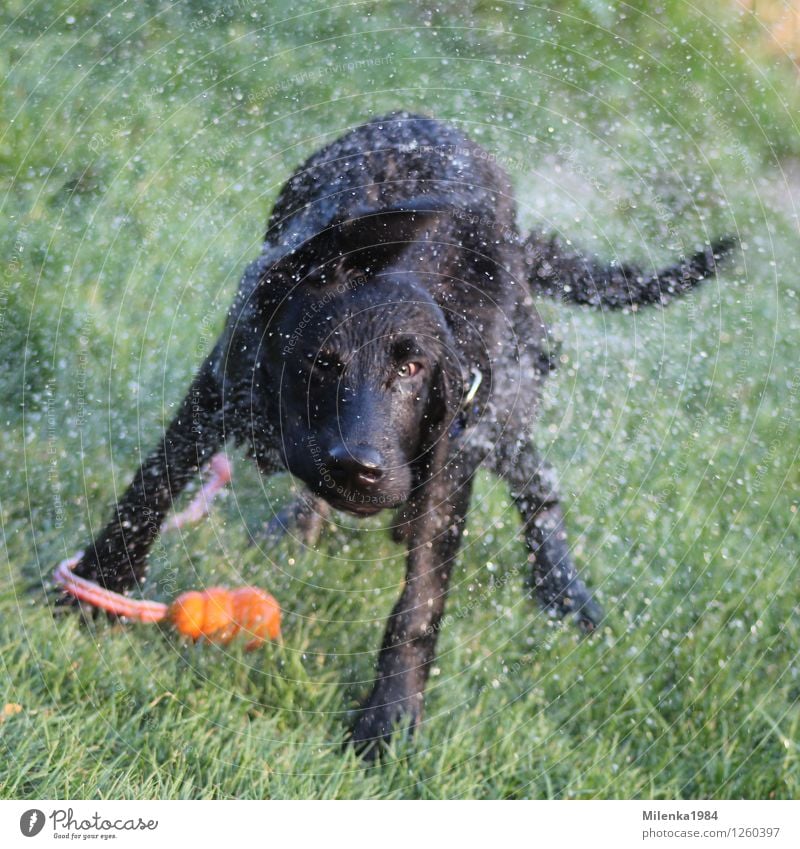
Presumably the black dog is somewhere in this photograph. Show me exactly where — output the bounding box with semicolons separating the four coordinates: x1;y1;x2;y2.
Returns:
67;112;732;755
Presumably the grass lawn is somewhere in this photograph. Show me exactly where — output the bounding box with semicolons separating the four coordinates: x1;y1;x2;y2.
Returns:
1;0;799;798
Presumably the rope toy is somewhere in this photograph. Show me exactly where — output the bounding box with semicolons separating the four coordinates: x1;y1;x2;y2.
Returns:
54;554;281;650
54;454;280;649
161;453;233;532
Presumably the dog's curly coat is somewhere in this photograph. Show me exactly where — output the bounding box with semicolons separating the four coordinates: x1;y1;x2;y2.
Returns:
67;112;733;756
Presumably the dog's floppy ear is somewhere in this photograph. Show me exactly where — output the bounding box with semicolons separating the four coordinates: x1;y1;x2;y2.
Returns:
267;196;446;279
417;339;466;466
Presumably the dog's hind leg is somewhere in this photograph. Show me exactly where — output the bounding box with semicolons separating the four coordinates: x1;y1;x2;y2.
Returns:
260;489;331;547
69;359;225;595
490;441;602;632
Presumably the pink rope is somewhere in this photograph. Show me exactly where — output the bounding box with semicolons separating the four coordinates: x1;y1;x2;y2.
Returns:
54;553;168;622
54;454;234;620
161;453;233;532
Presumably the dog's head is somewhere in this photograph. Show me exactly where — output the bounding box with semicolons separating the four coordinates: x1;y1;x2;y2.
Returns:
259;202;465;515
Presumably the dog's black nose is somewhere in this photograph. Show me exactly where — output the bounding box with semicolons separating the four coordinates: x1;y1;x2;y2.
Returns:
326;445;385;487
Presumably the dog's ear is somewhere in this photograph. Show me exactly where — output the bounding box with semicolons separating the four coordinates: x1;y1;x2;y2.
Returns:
267;196;447;279
416;346;465;472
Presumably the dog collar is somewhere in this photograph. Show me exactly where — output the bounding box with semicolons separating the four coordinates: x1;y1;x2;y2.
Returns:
449;367;482;439
463;367;482;406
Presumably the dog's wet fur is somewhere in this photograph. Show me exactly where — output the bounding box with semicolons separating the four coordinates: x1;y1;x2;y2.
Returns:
68;112;734;758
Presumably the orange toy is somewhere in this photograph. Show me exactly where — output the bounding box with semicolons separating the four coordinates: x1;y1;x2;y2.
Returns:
54;554;280;650
169;586;280;649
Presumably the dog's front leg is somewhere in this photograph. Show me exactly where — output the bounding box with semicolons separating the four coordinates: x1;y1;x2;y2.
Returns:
351;473;474;758
70;361;225;595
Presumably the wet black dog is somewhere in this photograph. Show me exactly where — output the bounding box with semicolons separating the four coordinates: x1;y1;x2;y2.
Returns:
68;112;732;756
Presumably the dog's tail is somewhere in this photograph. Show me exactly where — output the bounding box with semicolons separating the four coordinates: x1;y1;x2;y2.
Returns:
523;232;736;309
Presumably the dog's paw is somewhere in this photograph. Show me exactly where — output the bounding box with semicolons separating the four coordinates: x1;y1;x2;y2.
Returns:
573;594;603;634
349;688;423;761
535;579;603;634
259;494;331;547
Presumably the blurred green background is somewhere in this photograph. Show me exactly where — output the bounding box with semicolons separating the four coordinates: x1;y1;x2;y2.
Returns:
1;0;798;798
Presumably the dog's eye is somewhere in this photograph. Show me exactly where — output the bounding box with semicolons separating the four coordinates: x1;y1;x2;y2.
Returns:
396;361;423;379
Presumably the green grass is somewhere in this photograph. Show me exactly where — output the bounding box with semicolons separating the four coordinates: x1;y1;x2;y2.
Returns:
1;0;799;798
